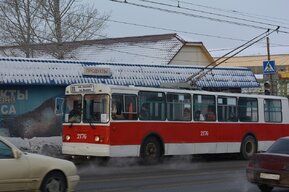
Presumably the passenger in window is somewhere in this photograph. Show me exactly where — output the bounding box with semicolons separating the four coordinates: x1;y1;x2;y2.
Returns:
205;106;216;121
139;103;150;120
229;112;238;122
112;102;125;120
126;99;134;120
68;101;81;122
194;110;204;121
183;108;192;121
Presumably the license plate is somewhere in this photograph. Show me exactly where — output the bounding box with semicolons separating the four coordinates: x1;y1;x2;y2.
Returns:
260;173;280;180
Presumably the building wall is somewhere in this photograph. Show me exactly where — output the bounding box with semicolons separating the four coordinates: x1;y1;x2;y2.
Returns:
217;54;289;96
170;46;211;66
217;54;289;73
0;85;65;138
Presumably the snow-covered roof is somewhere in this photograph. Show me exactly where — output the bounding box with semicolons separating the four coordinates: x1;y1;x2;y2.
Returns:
0;57;259;88
0;34;187;65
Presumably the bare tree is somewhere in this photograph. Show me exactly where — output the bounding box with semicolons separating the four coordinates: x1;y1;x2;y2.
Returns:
0;0;42;57
0;0;110;59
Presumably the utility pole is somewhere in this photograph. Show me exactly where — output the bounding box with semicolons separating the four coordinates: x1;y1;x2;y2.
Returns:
266;36;272;95
266;36;277;95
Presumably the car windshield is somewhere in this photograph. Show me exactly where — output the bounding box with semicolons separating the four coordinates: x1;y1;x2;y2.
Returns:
0;140;13;158
267;138;289;154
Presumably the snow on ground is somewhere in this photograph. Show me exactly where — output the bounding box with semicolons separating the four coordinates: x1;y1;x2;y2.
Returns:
5;136;62;158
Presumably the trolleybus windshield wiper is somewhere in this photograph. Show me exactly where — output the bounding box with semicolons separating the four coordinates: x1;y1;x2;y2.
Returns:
88;120;96;129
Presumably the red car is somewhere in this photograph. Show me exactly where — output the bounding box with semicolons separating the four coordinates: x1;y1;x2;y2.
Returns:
246;137;289;192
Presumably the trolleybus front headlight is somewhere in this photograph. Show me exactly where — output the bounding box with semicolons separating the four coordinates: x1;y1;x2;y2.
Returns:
94;135;104;143
95;136;100;142
65;135;71;141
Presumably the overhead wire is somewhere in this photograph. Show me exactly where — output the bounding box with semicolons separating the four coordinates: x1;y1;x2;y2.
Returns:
1;0;287;66
110;0;289;34
187;27;280;86
103;17;289;48
67;9;289;49
137;0;289;31
106;18;246;42
108;0;289;67
166;0;289;26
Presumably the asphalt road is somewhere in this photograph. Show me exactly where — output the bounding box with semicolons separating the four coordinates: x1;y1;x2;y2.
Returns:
75;156;289;192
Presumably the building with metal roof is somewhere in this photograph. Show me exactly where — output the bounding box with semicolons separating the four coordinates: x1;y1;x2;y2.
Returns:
0;57;258;88
0;33;214;66
217;54;289;94
0;57;259;139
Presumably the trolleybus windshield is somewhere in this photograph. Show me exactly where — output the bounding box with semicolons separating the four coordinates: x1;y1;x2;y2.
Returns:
83;94;110;123
64;95;82;123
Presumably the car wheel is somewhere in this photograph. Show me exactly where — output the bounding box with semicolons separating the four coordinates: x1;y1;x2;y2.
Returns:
258;184;273;192
40;171;67;192
140;136;162;165
240;135;257;160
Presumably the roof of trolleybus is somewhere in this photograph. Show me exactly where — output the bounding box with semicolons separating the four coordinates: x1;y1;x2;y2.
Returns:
68;83;287;98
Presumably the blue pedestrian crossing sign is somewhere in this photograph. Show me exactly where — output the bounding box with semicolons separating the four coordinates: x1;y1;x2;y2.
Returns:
263;60;275;74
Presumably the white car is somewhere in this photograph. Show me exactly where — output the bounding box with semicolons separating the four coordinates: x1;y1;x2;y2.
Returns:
0;136;79;192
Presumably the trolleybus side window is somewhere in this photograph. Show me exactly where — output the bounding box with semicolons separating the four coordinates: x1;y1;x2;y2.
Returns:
238;97;258;122
193;94;216;121
64;95;82;123
217;96;238;122
83;94;109;123
264;99;282;123
112;94;138;120
139;91;165;121
167;93;191;121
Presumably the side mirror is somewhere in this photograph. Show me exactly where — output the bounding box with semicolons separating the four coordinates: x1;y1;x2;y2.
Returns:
14;150;22;159
55;97;64;116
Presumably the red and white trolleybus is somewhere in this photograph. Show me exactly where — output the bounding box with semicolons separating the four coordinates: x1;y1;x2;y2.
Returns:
62;83;289;164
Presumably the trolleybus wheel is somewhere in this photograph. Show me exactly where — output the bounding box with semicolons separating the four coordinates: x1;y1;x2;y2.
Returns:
240;135;257;160
140;136;162;165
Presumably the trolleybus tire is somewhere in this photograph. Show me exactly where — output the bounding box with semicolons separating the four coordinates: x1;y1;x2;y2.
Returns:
240;135;257;160
140;136;162;165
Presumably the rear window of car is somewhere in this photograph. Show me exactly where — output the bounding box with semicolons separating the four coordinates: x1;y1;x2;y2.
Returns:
267;139;289;154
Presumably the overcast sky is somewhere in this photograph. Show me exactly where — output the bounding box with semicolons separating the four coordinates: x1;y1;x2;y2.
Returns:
91;0;289;56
